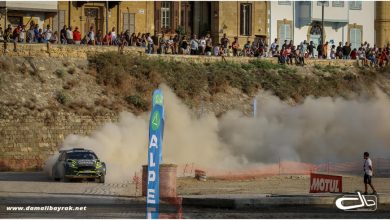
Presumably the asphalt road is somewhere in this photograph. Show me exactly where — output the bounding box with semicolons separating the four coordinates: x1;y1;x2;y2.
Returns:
2;193;390;219
1;172;389;218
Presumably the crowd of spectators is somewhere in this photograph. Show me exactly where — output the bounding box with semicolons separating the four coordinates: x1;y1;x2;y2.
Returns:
1;22;389;68
271;39;390;68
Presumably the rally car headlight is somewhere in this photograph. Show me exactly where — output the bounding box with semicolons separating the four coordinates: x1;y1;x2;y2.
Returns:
67;160;77;168
96;162;103;169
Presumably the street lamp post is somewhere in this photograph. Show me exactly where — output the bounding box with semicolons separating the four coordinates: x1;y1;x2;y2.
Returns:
320;1;326;46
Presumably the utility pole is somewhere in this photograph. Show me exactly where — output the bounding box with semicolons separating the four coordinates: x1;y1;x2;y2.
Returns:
105;1;109;34
320;1;325;46
2;7;7;28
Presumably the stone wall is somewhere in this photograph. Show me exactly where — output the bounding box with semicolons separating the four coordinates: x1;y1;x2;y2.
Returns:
146;54;357;67
0;43;145;59
0;111;118;171
0;43;356;67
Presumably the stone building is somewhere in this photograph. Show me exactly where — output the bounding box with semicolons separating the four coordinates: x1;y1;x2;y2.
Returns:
1;1;387;47
57;1;154;36
1;1;268;46
269;1;376;51
0;1;57;30
375;1;390;47
154;1;268;45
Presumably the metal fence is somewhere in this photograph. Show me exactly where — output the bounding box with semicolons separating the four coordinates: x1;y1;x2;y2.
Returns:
178;158;390;180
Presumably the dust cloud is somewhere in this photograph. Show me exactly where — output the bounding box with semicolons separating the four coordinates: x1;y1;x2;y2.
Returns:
220;90;390;164
45;85;390;183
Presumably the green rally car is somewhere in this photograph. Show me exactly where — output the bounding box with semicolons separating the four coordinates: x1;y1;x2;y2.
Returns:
52;148;106;183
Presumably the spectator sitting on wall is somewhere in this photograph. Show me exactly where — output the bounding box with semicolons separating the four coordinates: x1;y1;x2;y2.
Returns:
199;36;206;55
330;44;336;59
317;43;323;59
146;33;153;54
66;26;74;44
270;38;278;57
73;27;81;44
43;24;53;43
37;28;44;43
299;43;306;64
12;25;21;42
3;24;10;43
205;34;213;56
151;31;159;53
60;25;67;44
323;41;329;59
367;49;377;67
232;36;240;56
308;41;314;58
0;26;4;42
111;27;117;45
167;36;174;54
32;25;39;43
18;25;26;43
180;36;189;55
286;44;293;65
358;47;367;66
220;33;229;53
379;47;389;67
227;45;233;57
190;34;199;55
88;26;95;45
213;44;220;56
173;34;179;55
243;40;251;57
141;33;147;48
336;42;343;59
282;40;287;50
135;32;141;46
50;31;58;44
159;33;167;54
299;40;307;58
219;43;226;56
350;48;357;60
342;42;351;59
27;25;35;43
295;45;301;65
279;48;287;64
96;30;103;45
103;32;112;45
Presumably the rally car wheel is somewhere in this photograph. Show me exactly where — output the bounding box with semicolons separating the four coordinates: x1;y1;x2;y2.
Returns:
98;175;105;184
52;168;60;181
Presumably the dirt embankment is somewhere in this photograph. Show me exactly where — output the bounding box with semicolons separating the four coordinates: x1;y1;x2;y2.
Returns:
0;54;390;171
1;54;390;118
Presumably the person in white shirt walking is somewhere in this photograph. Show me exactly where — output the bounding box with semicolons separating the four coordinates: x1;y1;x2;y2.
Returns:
363;152;377;195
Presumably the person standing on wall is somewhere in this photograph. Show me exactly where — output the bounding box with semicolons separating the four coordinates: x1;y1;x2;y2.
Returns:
363;152;377;195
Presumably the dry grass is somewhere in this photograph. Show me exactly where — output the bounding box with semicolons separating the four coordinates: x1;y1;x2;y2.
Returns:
88;52;380;111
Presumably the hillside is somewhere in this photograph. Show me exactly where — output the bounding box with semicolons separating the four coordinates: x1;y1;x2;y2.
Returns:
1;53;390;171
1;53;389;118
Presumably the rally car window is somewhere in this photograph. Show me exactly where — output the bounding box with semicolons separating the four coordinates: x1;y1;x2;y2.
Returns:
59;153;66;161
66;152;97;160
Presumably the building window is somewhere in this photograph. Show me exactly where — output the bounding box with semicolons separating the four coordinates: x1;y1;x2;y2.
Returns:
240;3;252;36
332;1;344;7
161;1;171;29
349;1;362;10
349;27;362;50
317;1;329;7
277;20;292;47
123;13;135;35
278;1;291;5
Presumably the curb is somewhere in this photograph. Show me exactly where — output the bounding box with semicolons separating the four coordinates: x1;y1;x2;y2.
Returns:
182;194;390;209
